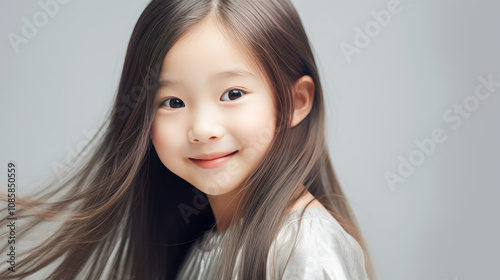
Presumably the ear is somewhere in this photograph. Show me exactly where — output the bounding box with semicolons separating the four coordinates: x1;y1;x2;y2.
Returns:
290;75;315;127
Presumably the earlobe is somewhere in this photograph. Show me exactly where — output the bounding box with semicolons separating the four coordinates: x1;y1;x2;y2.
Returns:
290;75;315;127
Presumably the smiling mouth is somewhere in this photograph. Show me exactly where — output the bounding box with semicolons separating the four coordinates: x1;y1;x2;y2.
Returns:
189;151;238;169
190;150;238;161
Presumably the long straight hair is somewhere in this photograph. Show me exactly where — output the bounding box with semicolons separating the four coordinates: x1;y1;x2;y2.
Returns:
0;0;375;279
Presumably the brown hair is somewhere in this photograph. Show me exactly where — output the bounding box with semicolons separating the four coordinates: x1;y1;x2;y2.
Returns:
0;0;375;279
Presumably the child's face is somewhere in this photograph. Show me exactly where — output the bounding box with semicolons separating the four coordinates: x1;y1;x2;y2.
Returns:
151;18;276;196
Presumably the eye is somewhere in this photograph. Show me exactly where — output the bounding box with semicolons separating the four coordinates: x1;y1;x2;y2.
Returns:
159;89;246;109
221;89;246;101
160;98;185;109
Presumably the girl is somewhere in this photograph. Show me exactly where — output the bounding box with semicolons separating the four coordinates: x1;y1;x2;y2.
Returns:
0;0;375;279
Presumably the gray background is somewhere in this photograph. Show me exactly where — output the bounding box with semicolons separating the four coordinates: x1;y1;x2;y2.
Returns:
1;0;499;279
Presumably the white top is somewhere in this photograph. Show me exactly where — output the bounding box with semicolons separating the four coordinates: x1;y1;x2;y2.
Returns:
175;207;369;280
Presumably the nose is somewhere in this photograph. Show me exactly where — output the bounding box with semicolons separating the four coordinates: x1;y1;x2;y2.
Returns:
188;112;225;143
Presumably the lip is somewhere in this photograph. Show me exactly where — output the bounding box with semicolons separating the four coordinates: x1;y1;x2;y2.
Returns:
189;150;238;169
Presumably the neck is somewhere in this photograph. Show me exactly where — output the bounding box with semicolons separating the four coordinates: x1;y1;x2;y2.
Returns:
206;184;319;232
206;186;243;232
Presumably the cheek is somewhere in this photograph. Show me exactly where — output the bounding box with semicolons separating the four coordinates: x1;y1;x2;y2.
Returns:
151;119;183;162
238;95;275;131
236;99;276;155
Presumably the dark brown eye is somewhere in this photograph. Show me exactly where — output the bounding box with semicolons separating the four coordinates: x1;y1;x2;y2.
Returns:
221;89;246;101
161;98;185;108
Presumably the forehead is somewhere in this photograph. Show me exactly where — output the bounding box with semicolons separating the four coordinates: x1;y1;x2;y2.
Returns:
160;18;266;85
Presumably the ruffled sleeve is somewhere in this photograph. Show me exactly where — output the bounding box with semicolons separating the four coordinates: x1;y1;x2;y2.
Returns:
266;208;369;280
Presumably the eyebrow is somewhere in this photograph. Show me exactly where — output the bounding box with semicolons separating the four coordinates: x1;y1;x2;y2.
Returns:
159;68;256;88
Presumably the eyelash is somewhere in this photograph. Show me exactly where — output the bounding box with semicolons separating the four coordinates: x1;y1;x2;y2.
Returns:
159;88;248;109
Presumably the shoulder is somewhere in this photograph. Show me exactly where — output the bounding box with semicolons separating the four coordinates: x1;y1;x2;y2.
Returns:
266;207;369;280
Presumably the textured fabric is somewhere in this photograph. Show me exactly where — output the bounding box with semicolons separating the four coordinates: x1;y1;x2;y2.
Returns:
175;207;368;280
